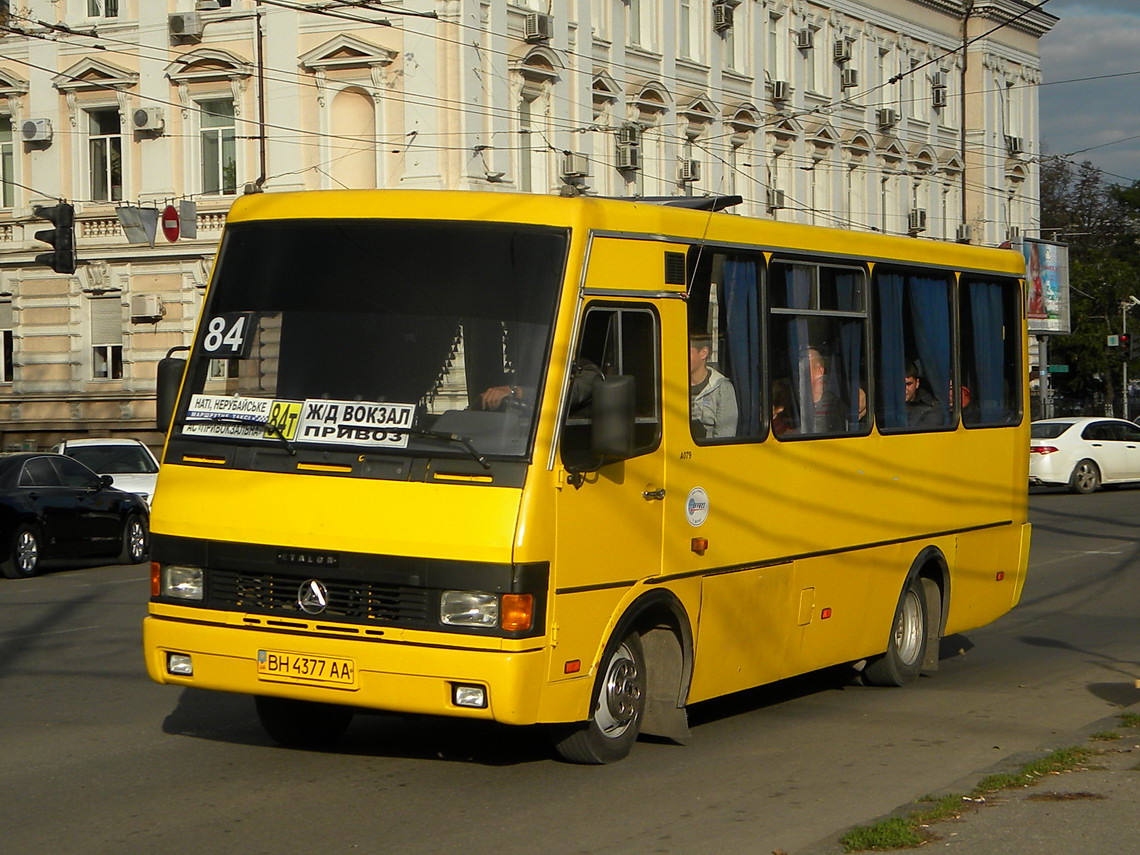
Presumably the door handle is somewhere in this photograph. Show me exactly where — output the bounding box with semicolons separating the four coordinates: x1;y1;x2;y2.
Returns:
642;488;666;501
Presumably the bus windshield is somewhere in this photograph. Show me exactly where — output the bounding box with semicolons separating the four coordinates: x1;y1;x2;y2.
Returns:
173;219;567;462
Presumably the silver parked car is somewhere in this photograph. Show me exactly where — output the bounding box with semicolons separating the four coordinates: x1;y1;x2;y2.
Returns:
1029;417;1140;493
53;438;160;507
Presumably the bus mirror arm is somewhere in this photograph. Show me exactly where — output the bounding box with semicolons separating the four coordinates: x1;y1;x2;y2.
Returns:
156;347;190;434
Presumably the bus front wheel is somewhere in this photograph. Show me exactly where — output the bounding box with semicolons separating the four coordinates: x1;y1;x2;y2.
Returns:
863;576;928;687
254;696;354;749
552;632;646;764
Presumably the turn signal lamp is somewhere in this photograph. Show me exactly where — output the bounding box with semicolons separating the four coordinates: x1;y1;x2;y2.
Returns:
500;594;534;632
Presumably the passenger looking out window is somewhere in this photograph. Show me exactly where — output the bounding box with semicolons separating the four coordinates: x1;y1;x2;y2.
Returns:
689;334;738;438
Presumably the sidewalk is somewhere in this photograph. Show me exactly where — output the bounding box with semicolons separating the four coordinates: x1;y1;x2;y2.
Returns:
802;714;1140;854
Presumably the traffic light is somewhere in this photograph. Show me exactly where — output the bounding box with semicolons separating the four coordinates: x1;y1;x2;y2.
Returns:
32;202;76;274
1120;334;1132;360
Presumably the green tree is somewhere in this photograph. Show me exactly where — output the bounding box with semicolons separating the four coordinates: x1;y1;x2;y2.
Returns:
1038;156;1140;415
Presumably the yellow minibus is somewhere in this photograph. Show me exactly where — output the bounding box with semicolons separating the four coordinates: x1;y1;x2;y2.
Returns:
144;190;1030;763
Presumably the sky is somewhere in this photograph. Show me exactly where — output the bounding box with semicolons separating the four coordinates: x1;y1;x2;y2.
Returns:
1037;0;1140;185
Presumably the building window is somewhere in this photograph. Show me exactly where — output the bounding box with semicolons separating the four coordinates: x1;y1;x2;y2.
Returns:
0;301;12;383
88;108;122;202
0;116;13;208
87;0;119;17
628;0;655;50
91;299;123;380
200;98;237;196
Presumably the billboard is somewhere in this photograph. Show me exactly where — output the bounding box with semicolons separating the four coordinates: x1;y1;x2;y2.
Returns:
1023;238;1071;335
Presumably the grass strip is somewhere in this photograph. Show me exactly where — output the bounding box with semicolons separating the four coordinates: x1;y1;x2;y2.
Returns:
839;746;1093;852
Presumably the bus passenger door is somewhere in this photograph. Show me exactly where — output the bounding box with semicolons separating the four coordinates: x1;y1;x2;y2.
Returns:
554;304;665;593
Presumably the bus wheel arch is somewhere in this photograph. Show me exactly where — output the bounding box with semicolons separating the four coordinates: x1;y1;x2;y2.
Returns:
863;548;946;686
552;590;693;763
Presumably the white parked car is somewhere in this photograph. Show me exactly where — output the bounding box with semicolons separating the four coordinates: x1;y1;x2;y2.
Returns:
1029;417;1140;493
53;438;160;506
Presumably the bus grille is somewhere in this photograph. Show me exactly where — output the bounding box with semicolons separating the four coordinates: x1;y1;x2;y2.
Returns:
208;569;433;628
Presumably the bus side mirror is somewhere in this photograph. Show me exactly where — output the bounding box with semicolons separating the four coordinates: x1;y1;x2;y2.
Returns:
591;375;636;462
156;354;188;434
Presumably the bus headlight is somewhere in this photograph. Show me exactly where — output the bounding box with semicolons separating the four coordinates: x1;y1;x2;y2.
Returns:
163;565;204;600
440;591;498;627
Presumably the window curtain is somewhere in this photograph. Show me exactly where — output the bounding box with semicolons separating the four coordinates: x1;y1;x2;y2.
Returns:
723;258;761;435
969;280;1007;423
785;266;813;429
835;272;864;429
877;273;907;429
908;277;951;427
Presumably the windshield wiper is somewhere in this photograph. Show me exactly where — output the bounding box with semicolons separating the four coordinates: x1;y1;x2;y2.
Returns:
392;427;490;470
189;415;296;456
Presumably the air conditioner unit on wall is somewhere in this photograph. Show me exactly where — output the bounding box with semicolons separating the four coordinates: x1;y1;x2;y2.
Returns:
169;12;203;41
133;108;165;132
712;2;733;32
796;28;814;50
561;153;589;179
524;12;553;42
616;143;640;171
1006;225;1022;242
931;71;948;89
932;87;948;109
767;189;786;211
834;39;851;63
877;108;899;128
956;223;973;243
841;68;859;89
21;118;52;142
1005;135;1024;155
130;294;165;323
772;80;790;102
908;208;927;233
678;159;701;182
617;124;640;146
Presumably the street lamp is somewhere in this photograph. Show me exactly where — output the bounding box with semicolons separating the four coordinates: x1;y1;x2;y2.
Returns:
1122;296;1140;420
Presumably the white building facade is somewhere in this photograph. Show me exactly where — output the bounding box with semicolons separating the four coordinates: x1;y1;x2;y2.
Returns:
0;0;1056;448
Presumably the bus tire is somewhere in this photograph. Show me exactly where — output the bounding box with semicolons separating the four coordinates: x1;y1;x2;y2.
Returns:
254;696;354;749
552;631;646;764
863;575;928;687
2;524;43;579
1068;459;1100;494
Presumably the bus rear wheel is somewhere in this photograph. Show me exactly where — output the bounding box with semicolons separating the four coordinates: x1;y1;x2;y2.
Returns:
863;576;928;687
553;632;646;764
254;696;354;749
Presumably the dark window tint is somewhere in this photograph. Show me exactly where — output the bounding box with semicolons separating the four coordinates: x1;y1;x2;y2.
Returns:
1031;422;1073;439
19;458;63;487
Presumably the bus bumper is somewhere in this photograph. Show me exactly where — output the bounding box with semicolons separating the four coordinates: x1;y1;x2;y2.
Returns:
143;614;550;726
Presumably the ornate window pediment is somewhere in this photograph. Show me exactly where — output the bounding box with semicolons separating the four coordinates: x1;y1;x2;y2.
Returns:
166;49;252;116
629;81;671;115
53;58;138;94
592;70;620;103
842;129;874;156
727;104;761;133
299;34;398;74
166;49;252;86
0;69;29;101
878;137;907;163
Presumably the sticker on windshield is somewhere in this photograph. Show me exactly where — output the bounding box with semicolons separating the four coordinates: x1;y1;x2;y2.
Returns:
184;394;415;448
200;313;256;358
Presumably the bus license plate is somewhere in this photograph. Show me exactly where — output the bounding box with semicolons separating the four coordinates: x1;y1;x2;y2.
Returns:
257;650;356;686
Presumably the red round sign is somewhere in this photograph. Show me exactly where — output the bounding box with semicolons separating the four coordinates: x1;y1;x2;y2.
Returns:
161;204;180;242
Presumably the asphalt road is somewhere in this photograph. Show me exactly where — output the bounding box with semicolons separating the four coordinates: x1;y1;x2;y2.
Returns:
2;488;1138;855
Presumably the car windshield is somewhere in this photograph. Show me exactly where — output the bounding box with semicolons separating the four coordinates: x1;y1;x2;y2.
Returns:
172;219;567;463
1031;422;1074;439
68;445;158;474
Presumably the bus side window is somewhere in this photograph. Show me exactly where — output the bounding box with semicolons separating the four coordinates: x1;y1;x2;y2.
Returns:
561;306;660;470
686;250;762;442
873;268;953;432
960;277;1022;427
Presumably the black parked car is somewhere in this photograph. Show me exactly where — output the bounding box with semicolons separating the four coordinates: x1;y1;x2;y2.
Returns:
0;453;149;579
